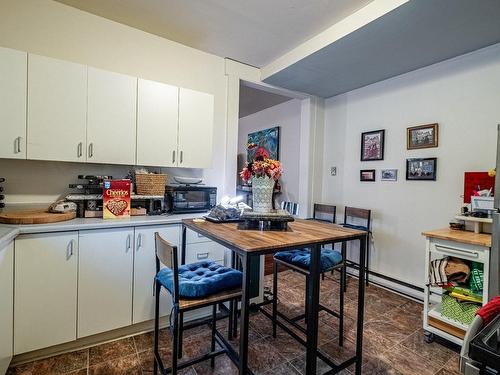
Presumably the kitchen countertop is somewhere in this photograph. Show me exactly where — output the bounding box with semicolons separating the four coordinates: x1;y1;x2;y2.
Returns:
422;228;492;247
0;212;206;249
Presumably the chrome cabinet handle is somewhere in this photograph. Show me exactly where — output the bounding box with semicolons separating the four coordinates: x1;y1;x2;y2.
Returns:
14;137;22;154
172;150;176;164
66;240;74;260
136;233;143;250
88;143;93;158
77;142;83;158
180;151;183;164
126;234;131;252
197;252;209;260
434;244;479;258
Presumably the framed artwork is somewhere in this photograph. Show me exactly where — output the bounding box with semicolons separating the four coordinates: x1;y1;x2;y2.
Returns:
360;169;376;182
361;129;385;161
407;123;438;149
247;126;280;162
406;158;437;181
381;169;398;181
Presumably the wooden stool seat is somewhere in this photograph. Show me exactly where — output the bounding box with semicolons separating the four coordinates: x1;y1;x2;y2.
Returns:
179;288;242;311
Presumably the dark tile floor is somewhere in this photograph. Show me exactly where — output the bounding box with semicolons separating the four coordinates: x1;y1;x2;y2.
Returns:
8;271;461;375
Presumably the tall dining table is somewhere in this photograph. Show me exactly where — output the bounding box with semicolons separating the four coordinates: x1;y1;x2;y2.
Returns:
181;218;368;374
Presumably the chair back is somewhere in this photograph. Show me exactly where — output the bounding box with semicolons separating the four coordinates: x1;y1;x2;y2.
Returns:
281;201;299;216
313;203;336;223
155;232;180;303
343;206;371;231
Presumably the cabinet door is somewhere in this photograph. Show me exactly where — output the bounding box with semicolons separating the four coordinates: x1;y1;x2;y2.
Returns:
87;67;137;165
0;47;27;159
178;88;214;168
0;242;14;373
78;228;134;337
14;232;78;354
137;79;179;167
27;54;87;162
133;225;180;324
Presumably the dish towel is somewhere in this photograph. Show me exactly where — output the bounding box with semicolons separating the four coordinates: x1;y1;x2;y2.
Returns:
429;257;449;286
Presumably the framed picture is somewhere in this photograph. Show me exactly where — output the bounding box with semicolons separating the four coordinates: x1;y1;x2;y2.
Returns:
406;158;437;181
247;126;280;162
407;123;438;150
361;129;385;161
381;169;398;181
360;169;376;182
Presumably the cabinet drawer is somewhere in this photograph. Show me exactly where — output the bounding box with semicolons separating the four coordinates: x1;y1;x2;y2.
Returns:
185;242;225;264
186;228;211;244
429;238;489;262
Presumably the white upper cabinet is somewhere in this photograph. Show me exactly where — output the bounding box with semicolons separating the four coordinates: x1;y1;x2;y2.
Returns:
27;54;87;162
178;88;214;168
87;67;137;165
0;47;27;159
137;79;179;167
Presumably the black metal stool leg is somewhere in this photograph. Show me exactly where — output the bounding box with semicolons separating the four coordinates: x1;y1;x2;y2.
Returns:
171;306;179;375
365;236;370;287
228;300;234;340
232;298;238;338
272;260;278;338
153;281;161;375
211;304;216;368
178;311;184;359
305;276;310;325
339;263;345;347
342;242;348;293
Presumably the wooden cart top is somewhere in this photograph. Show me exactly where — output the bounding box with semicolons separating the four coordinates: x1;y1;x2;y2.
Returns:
422;228;491;248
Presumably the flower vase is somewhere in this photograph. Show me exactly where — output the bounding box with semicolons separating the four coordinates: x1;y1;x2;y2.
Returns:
251;176;275;213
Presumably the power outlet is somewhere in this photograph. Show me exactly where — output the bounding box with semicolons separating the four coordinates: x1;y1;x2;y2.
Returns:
330;167;337;176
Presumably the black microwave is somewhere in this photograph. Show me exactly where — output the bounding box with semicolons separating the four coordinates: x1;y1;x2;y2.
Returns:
165;185;217;214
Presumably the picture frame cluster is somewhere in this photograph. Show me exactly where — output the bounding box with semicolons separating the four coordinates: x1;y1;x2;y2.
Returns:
359;123;438;182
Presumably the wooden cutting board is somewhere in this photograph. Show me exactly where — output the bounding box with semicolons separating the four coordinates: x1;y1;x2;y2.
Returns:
0;209;76;224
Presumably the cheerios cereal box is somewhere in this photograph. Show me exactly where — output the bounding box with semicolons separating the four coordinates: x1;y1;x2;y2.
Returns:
103;179;131;219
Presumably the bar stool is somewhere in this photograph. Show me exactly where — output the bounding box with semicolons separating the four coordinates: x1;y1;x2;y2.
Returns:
340;207;372;288
272;204;346;347
153;233;242;375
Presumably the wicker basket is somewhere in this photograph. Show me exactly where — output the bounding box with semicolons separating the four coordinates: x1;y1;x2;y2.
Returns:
135;173;167;196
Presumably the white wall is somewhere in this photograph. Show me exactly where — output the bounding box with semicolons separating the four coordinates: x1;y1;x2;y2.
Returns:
321;43;500;288
238;99;301;204
0;0;229;203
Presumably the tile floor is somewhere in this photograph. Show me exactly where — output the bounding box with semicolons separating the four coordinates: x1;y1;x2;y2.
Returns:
7;271;461;375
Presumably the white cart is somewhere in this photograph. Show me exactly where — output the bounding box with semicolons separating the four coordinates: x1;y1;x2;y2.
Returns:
422;229;491;346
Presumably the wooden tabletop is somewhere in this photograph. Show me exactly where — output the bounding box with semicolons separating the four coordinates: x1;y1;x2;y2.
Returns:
183;218;367;254
422;228;491;247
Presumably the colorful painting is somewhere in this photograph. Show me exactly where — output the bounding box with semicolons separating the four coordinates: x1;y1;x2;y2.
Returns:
247;126;280;162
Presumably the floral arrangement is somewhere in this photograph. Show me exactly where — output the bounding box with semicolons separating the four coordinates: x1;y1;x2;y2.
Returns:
240;157;283;182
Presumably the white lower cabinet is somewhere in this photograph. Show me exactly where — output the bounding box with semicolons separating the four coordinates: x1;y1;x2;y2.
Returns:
0;242;14;374
78;228;134;338
14;232;78;354
133;225;180;324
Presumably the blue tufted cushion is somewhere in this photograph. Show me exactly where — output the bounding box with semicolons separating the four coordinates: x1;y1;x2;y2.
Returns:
274;248;343;272
342;223;368;231
156;260;242;298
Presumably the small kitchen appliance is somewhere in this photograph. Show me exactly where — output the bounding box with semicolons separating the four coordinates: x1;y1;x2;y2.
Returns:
165;184;217;214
